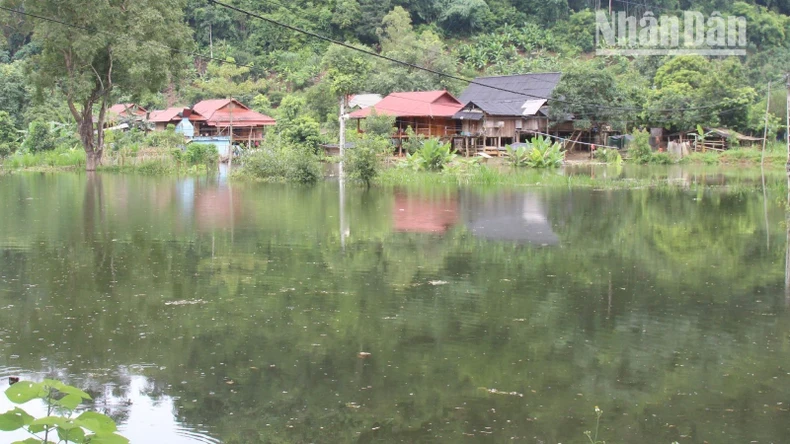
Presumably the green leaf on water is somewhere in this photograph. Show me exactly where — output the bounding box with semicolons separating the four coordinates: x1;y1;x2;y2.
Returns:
86;432;130;444
5;381;43;404
75;411;117;434
0;407;34;431
58;423;87;443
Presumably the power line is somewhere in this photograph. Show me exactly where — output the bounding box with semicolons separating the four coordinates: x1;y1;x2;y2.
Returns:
0;5;261;72
208;0;774;115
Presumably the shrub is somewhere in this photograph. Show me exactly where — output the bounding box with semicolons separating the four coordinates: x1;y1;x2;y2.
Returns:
287;146;323;184
627;129;653;164
345;135;390;186
0;142;14;158
21;121;56;153
401;127;425;155
594;148;623;165
362;110;395;138
146;125;184;149
649;152;674;165
238;144;322;184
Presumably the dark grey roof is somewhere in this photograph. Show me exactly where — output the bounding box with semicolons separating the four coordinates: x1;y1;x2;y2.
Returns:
455;73;562;118
454;111;484;121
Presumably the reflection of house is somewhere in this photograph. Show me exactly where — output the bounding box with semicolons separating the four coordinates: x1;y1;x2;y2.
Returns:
461;191;559;246
348;91;463;139
393;193;458;233
453;73;561;153
193;99;276;142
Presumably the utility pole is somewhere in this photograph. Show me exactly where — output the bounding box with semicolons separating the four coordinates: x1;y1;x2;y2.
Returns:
609;0;613;14
209;24;214;59
338;95;346;177
786;73;790;305
228;96;234;170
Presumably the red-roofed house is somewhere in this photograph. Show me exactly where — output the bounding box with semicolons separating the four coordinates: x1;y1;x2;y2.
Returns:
108;103;147;119
193;99;276;142
149;107;207;131
105;103;148;127
348;91;463;139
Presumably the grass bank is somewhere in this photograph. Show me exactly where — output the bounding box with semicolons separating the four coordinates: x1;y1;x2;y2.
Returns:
675;144;787;167
0;147;86;171
374;163;787;193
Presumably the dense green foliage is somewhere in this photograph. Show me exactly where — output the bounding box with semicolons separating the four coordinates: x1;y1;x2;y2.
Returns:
506;137;566;168
0;0;788;168
236;142;323;183
344;134;391;186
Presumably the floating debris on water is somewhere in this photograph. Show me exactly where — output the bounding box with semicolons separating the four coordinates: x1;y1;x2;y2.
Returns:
428;280;449;286
164;299;206;306
480;387;524;398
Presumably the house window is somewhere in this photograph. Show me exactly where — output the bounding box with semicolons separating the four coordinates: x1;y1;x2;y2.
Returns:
501;137;514;147
485;137;497;147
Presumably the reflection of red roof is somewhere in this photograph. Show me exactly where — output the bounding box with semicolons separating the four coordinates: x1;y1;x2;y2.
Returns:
149;107;207;123
349;91;463;119
393;193;458;233
195;187;242;231
194;99;276;127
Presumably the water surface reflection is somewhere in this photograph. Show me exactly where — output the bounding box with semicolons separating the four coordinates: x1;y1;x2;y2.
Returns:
0;170;788;443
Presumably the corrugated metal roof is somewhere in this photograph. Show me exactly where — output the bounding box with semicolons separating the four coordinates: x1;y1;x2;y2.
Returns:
348;94;383;109
109;103;147;116
455;73;561;118
348;91;463;119
149;107;208;123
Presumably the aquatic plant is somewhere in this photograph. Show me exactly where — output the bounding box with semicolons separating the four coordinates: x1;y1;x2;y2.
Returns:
403;138;456;171
523;136;565;168
584;406;605;444
504;144;530;167
0;379;128;443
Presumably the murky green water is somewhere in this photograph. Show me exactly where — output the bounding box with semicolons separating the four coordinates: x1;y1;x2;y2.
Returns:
1;169;789;443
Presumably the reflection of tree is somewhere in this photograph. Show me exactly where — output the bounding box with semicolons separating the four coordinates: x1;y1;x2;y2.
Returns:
0;174;789;443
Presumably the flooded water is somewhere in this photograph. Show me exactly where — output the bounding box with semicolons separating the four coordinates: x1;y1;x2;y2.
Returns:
0;169;789;443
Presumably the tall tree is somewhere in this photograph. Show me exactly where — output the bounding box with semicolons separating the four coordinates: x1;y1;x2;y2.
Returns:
18;0;190;171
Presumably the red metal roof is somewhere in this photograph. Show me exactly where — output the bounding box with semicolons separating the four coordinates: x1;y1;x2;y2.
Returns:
348;91;463;119
193;99;276;127
109;104;147;117
149;107;207;123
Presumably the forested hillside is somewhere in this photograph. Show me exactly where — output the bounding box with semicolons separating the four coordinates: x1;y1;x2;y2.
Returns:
1;0;790;148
